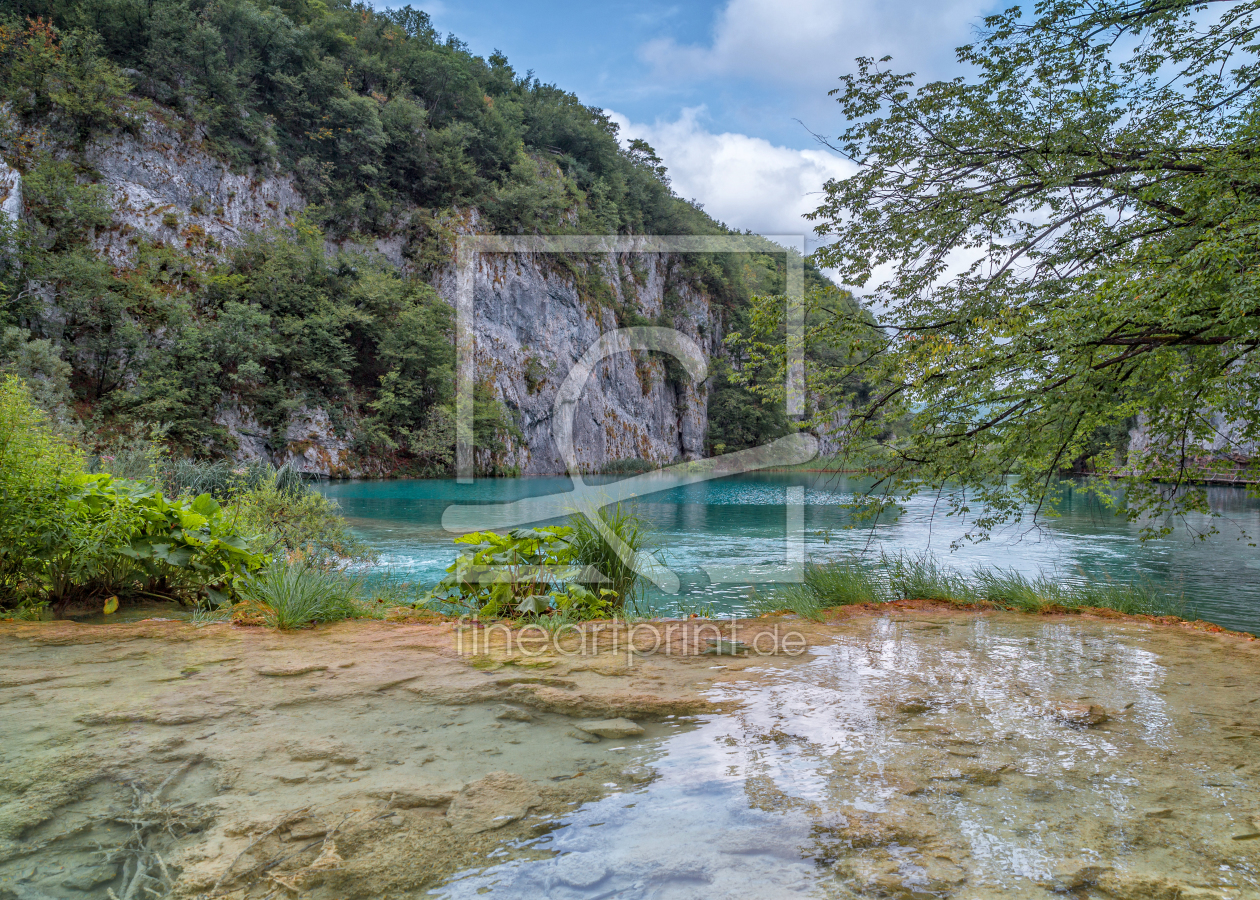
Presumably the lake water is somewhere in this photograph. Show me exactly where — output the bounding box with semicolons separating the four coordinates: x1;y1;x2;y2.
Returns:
320;473;1260;634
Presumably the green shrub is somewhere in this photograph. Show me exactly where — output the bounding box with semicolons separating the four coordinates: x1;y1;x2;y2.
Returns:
0;376;267;613
227;471;370;565
83;479;268;606
600;458;654;475
0;375;83;602
423;526;618;620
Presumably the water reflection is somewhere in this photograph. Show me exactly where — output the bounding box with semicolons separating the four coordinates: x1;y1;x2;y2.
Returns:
320;474;1260;632
434;614;1260;898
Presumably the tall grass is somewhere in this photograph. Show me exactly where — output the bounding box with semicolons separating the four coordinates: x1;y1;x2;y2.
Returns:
568;502;650;609
751;552;1189;620
97;449;310;501
235;564;375;629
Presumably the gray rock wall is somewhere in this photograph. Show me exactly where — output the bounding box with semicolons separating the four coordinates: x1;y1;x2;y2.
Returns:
435;253;711;475
84;117;303;262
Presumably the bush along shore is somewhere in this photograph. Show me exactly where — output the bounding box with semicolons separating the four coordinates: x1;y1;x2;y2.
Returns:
0;374;378;622
0;372;653;628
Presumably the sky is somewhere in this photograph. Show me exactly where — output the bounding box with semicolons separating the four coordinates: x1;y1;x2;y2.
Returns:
372;0;999;251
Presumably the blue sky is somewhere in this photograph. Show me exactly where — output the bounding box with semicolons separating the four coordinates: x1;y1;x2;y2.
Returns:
374;1;998;245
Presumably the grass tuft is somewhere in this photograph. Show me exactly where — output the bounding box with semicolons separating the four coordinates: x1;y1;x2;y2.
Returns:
235;564;376;629
568;501;650;609
751;552;1188;621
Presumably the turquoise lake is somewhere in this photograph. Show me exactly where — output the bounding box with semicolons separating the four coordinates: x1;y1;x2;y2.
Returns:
319;473;1260;634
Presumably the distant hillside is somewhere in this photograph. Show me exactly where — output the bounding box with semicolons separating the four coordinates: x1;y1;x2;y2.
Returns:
0;2;861;475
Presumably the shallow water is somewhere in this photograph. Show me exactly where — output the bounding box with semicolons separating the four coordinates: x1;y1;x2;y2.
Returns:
2;613;1257;899
434;613;1260;899
320;473;1260;633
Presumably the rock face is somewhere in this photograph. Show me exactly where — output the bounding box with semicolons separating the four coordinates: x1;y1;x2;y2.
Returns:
1129;411;1259;468
84;116;304;263
435;252;713;475
0;157;19;224
55;115;717;476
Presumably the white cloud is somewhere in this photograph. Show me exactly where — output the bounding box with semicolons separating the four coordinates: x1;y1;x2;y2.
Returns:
641;0;988;90
608;107;855;242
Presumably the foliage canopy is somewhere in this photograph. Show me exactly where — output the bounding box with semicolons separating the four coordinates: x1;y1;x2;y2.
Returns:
801;0;1260;537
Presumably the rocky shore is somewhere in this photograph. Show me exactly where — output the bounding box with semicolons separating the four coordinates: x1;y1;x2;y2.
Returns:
1;609;1258;898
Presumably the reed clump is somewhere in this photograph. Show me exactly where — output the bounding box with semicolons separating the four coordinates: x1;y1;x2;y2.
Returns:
751;553;1187;620
567;501;650;611
223;564;379;629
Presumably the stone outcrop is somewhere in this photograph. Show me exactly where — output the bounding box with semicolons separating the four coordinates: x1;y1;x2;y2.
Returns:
435;252;713;475
84;116;303;262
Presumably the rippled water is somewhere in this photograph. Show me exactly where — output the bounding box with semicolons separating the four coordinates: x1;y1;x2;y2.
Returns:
436;613;1260;899
320;474;1260;633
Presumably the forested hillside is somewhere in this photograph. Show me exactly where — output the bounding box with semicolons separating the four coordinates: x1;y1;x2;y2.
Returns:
0;0;858;475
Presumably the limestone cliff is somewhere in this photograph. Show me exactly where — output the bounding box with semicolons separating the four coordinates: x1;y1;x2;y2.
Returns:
12;116;718;476
437;252;713;475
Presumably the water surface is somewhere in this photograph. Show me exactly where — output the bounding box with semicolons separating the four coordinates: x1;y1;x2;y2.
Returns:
321;474;1260;633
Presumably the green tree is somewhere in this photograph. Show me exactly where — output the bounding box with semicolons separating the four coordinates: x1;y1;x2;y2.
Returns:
805;0;1260;538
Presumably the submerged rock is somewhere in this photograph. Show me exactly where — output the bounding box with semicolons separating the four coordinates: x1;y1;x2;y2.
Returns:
1052;702;1110;727
367;786;456;808
621;765;656;784
61;864;119;891
896;697;933;715
495;705;534;722
1045;862;1112;892
445;772;541;834
286;741;359;764
576;718;645;738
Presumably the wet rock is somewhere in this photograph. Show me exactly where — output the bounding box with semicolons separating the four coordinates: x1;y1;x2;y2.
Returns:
76;707;224;726
1046;862;1111;892
367;787;456;808
1097;872;1222;899
286;741;359;764
576;718;645;739
62;864;119;891
568;729;601;743
493;676;576;688
703;639;751;656
147;735;186;754
960;768;1001;786
1052;703;1110;727
550;853;609;888
896;698;932;715
255;664;328;677
622;765;656;784
285;819;328;841
716;829;801;858
495;705;534;722
445;772;541;834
